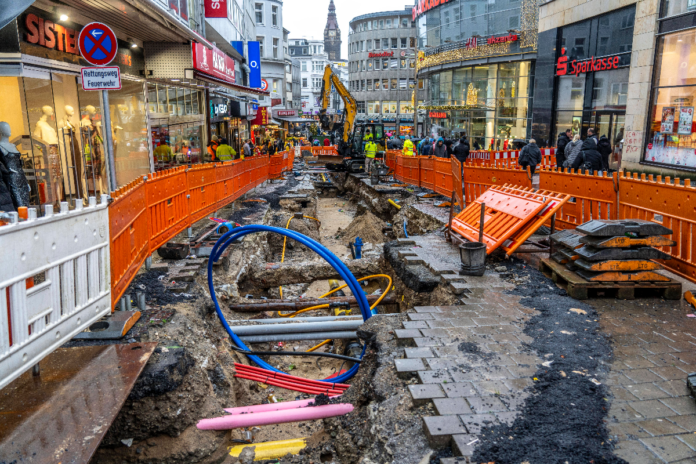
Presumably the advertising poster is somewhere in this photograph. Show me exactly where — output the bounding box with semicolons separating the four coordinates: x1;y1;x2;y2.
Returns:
661;107;676;133
678;107;694;135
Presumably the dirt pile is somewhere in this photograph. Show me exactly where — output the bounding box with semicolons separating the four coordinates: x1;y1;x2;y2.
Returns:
337;210;387;245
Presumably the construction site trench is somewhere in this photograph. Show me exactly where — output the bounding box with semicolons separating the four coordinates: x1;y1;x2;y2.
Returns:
72;154;696;464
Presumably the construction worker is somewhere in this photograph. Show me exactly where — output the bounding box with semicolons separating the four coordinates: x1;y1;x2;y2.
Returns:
363;129;373;142
364;138;377;174
403;135;414;157
207;135;219;162
216;138;236;161
154;142;172;164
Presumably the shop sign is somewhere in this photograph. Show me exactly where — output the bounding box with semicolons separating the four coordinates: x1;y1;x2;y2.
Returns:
210;97;232;120
260;79;269;91
368;51;394;58
487;33;518;45
678;107;694;135
192;41;235;84
81;66;121;90
274;109;297;117
271;98;282;107
412;0;453;21
248;41;262;88
204;0;227;18
429;111;447;118
252;107;269;125
78;22;118;66
25;13;79;54
556;47;621;76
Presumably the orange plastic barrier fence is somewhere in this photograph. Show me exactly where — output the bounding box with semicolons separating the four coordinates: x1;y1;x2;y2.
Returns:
402;156;420;187
395;155;405;183
434;158;453;197
463;163;532;204
451;184;551;254
309;146;339;157
451;157;464;208
385;150;398;171
419;157;435;191
619;172;696;282
539;167;618;230
269;153;285;179
109;156;270;308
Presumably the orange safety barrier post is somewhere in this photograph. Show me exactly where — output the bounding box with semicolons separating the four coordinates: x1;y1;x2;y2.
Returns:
451;184;551;254
619;172;696;282
419;156;435;191
187;163;218;225
451;157;464;209
539;167;618;230
216;161;237;210
434;157;453;197
462;163;532;204
499;186;571;256
147;166;189;252
385;150;398;171
402;156;420;187
110;176;149;309
395;155;405;183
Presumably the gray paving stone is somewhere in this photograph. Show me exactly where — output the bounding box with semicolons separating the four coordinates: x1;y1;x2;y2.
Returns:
409;384;446;405
439;458;469;464
450;282;470;295
458;414;499;434
419;369;454;384
466;395;509;413
442;382;478;398
413;306;442;313
408;313;434;321
403;321;429;329
395;329;421;346
395;358;426;378
452;434;480;457
434;397;473;415
423;415;468;448
404;347;435;359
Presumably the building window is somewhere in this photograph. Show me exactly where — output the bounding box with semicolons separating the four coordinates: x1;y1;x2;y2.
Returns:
367;21;372;31
418;79;424;89
400;58;407;69
374;39;380;51
401;18;409;28
357;101;366;114
301;61;307;71
409;79;416;89
258;36;265;56
373;20;378;30
272;5;278;26
362;60;366;71
391;38;398;49
374;79;380;90
509;16;519;28
383;78;389;90
382;38;389;49
400;101;413;114
379;20;384;29
367;40;372;51
273;38;279;59
255;3;263;24
410;59;415;69
383;101;397;113
361;80;365;91
303;47;308;54
386;19;391;28
391;78;398;89
367;79;373;91
291;49;295;55
391;59;398;69
410;37;416;48
367;60;373;71
368;101;380;114
401;38;407;49
273;79;278;92
382;59;388;70
302;78;308;88
399;78;407;89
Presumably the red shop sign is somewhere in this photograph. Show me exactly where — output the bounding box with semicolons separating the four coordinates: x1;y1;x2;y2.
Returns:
253;107;269;125
556;47;621;76
192;41;235;84
368;51;394;58
413;0;452;21
204;0;227;18
429;111;447;118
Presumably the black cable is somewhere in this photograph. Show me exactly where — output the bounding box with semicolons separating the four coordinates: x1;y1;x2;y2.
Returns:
228;343;362;364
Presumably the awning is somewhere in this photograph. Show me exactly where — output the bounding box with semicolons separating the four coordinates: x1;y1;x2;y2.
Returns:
275;117;311;123
193;72;270;97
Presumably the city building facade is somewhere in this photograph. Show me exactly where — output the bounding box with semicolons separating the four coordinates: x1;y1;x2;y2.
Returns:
348;8;424;136
415;0;538;149
290;38;331;117
254;0;287;109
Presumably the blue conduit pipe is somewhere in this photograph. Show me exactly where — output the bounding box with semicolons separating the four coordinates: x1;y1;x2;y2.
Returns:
207;225;372;384
403;218;409;238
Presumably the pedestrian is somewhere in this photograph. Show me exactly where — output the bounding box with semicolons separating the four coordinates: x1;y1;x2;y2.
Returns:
571;136;604;173
422;138;432;157
207;135;220;162
453;136;470;163
444;138;454;157
597;135;612;171
556;129;571;167
403;135;414;156
215;138;236;161
433;137;448;158
242;140;251;159
518;138;542;175
473;139;481;150
562;134;583;169
364;138;377;173
323;136;330;146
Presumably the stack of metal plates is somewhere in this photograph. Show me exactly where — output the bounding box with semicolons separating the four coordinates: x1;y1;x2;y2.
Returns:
550;220;675;282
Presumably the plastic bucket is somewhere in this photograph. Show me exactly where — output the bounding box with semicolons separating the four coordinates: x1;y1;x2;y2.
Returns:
459;242;487;276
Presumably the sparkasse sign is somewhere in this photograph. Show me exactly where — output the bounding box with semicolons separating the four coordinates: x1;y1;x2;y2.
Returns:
556;47;622;76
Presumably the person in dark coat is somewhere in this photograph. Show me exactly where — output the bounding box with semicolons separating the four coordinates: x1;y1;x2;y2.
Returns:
556;129;571;167
571;137;604;173
422;138;433;157
453;137;470;163
518;139;542;175
444;138;454;157
0;161;15;212
597;135;612;171
433;137;448;158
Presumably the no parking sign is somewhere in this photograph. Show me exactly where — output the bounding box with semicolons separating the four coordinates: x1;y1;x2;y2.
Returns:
78;22;121;90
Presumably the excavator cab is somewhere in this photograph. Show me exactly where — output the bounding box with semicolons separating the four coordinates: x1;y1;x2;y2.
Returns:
350;123;385;156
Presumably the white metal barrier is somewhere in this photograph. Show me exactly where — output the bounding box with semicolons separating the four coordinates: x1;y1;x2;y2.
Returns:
0;196;111;389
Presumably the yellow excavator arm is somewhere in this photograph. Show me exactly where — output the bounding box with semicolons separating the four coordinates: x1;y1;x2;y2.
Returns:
319;65;356;143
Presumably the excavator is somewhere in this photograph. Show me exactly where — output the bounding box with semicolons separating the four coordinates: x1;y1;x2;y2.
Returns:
318;65;386;173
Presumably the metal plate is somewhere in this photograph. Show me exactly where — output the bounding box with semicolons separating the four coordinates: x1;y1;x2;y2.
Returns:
575;245;673;262
576;219;673;237
0;342;156;464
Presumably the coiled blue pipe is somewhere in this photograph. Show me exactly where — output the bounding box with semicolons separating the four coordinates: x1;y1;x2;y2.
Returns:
403;218;409;238
207;225;372;384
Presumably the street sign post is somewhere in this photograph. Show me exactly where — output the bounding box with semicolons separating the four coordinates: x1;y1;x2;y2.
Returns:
77;22;119;193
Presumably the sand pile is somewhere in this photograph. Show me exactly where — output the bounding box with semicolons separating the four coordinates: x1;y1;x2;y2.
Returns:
338;211;387;244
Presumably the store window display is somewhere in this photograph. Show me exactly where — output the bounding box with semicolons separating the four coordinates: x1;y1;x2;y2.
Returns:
0;122;31;210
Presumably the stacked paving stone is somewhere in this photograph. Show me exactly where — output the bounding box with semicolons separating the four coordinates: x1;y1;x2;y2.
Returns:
551;219;675;283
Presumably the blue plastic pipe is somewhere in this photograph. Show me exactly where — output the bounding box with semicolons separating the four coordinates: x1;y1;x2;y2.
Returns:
207;225;372;384
403;218;409;238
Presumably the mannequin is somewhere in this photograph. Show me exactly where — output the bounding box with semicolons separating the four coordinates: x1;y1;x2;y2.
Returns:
33;106;61;203
58;105;84;199
34;106;58;144
80;105;104;194
0;122;31;209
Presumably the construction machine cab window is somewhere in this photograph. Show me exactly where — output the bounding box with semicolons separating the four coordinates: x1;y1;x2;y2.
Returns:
352;124;385;156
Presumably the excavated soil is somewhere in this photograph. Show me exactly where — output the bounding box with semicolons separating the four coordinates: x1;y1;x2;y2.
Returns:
337;210;389;245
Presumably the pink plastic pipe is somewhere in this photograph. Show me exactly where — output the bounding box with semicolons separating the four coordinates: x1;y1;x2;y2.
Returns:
223;396;341;415
197;403;354;430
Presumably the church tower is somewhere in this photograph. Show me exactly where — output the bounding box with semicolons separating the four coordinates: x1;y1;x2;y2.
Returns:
324;0;342;60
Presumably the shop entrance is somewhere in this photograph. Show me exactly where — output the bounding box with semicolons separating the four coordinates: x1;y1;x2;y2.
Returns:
590;111;625;168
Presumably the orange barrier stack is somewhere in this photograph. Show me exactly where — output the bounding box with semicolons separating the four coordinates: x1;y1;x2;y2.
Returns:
462;163;532;204
434;158;453;197
451;157;464;208
269;153;285;179
188;163;218;224
619;172;696;282
539;167;618;230
419;156;435;191
147;167;189;251
402;156;420;187
451;184;553;254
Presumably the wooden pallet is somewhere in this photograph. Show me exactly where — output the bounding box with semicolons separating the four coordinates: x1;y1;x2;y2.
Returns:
539;258;682;300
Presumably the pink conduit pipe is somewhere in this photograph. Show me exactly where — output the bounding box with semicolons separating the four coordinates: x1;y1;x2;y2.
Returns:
223;396;341;415
198;403;354;430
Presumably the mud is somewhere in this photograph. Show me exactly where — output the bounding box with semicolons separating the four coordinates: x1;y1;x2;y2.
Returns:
471;254;624;464
338;210;388;245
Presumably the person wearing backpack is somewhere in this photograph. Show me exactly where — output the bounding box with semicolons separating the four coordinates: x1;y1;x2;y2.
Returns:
571;136;604;173
597;135;612;171
518;138;542;175
562;134;583;169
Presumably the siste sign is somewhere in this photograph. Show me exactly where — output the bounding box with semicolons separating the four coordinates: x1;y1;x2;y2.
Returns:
81;66;121;90
556;47;621;76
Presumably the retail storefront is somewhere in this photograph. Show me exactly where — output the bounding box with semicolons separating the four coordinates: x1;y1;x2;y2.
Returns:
642;4;696;171
208;96;250;157
0;6;150;204
415;0;538;149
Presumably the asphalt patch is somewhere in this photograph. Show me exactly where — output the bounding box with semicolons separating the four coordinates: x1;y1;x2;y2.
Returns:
471;256;625;464
128;269;196;306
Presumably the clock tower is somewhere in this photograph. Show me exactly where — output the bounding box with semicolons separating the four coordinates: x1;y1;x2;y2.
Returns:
324;0;342;60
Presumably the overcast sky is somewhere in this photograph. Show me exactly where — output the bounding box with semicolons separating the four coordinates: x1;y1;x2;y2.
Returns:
283;0;413;59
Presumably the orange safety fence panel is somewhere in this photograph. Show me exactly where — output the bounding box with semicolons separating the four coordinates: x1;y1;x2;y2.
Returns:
619;172;696;283
462;163;532;204
402;156;420;187
539;167;618;230
240;156;252;190
311;146;339;157
269;153;285;179
110;177;149;308
385;150;398;171
216;161;237;210
395;155;405;183
147;167;189;251
420;156;435;191
499;186;571;256
451;157;464;209
451;184;551;254
434;157;453;197
187;163;218;224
